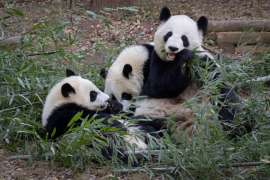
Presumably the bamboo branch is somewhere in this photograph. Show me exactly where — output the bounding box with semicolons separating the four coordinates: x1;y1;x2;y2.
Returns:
219;161;268;168
113;161;270;174
8;155;32;160
25;51;59;57
15;50;60;57
0;35;22;48
113;166;176;173
0;24;4;40
249;75;270;82
0;102;40;113
124;149;171;156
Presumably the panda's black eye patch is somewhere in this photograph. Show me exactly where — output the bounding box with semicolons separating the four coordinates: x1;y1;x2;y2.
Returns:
121;92;132;100
90;90;98;102
181;35;189;47
163;31;172;42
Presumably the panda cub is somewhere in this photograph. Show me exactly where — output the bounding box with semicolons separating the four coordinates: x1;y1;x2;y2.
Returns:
104;44;153;109
42;69;124;139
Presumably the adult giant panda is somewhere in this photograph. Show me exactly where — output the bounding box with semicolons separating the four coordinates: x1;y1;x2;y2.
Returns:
102;7;210;135
141;7;214;98
104;7;249;137
139;6;242;124
42;69;165;150
104;7;213;102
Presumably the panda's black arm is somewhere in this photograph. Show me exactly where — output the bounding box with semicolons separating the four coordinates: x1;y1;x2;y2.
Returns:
132;116;167;131
45;103;96;139
197;56;254;136
178;49;193;65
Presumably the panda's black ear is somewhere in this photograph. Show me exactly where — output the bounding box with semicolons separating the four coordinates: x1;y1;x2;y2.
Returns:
61;83;76;97
159;6;171;22
197;16;208;35
66;69;76;77
122;64;132;79
100;68;107;79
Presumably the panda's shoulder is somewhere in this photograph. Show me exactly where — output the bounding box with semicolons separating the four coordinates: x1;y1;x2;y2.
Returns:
112;44;153;67
122;44;152;57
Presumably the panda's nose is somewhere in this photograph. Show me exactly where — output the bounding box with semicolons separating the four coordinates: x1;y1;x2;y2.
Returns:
168;46;179;52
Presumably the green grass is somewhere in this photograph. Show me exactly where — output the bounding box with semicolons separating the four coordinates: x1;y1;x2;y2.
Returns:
1;5;270;179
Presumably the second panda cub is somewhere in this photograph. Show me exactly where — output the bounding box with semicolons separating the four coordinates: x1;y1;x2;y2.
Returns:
42;69;124;139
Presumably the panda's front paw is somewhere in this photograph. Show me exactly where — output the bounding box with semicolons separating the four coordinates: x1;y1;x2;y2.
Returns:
107;99;123;114
179;49;193;62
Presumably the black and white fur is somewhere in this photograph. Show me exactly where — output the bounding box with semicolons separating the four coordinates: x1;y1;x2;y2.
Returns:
42;69;121;138
137;7;246;135
103;7;248;137
42;69;153;150
141;7;213;98
104;44;153;109
104;7;214;102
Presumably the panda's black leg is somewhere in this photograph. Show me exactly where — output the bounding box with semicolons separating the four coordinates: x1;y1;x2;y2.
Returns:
198;56;242;123
217;85;256;138
98;141;141;166
218;86;243;124
199;56;255;137
132;116;167;137
199;55;221;80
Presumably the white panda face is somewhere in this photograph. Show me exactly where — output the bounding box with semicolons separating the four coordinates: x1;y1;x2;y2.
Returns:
60;76;110;111
42;74;109;127
154;7;208;61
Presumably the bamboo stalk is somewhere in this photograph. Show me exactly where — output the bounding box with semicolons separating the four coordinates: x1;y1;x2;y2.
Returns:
114;161;270;174
8;155;32;160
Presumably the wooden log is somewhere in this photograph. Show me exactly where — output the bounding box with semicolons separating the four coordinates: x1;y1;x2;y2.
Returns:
216;32;270;45
235;45;270;54
209;20;270;32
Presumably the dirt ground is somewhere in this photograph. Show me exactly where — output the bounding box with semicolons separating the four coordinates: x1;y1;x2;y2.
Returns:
0;148;149;179
1;0;270;179
0;148;74;180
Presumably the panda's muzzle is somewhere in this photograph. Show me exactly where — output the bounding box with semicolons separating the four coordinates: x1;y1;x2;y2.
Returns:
166;46;180;61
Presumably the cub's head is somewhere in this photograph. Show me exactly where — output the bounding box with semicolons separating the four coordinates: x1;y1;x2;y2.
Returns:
60;69;110;111
42;69;110;127
154;7;208;61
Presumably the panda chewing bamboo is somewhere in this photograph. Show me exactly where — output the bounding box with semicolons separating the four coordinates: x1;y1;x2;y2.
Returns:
104;7;250;137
